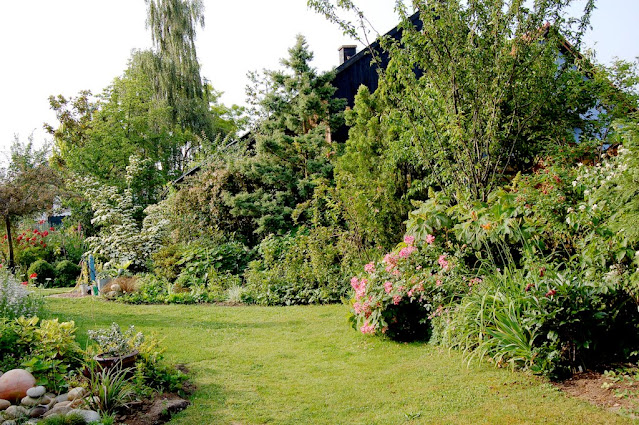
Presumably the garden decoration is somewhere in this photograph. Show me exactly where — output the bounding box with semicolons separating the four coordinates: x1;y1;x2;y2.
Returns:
89;323;143;372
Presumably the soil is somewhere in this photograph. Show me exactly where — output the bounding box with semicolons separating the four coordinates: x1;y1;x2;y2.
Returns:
555;370;639;420
117;365;195;425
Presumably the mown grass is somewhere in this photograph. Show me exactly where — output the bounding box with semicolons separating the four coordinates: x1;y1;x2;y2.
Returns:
44;296;630;425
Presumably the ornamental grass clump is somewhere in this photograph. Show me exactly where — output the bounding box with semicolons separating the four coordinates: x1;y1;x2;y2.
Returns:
0;267;42;319
349;234;468;342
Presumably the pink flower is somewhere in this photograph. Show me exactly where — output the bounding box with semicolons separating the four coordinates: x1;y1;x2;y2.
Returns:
360;321;376;335
404;235;415;245
436;280;442;287
393;295;402;305
399;246;417;259
426;234;435;244
438;255;449;271
364;262;375;273
350;277;359;289
545;289;557;297
21;281;28;286
392;269;401;277
383;253;398;267
384;281;393;294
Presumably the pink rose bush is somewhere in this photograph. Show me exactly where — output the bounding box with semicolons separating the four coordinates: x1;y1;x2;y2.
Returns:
349;233;468;341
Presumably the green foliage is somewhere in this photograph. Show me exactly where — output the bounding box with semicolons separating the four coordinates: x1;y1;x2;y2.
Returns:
71;159;169;271
223;35;345;238
440;265;639;379
334;85;421;249
0;317;81;392
243;227;351;305
39;413;93;425
133;333;188;395
0;268;43;320
84;363;135;416
88;323;144;357
55;260;81;287
28;259;56;284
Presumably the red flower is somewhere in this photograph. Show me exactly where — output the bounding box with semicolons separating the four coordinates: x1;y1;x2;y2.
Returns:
38;220;45;224
29;273;38;279
42;231;49;237
21;281;28;286
50;227;55;231
525;283;534;292
33;229;39;234
545;289;556;297
42;243;46;248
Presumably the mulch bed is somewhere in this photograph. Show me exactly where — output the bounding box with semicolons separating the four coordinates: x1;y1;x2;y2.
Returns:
555;370;639;419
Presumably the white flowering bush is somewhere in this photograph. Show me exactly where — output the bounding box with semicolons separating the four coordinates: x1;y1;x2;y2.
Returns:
0;268;42;319
71;155;169;270
566;120;639;298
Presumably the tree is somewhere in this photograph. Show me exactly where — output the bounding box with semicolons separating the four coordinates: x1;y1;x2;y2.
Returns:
310;0;598;201
144;0;212;136
0;137;60;269
224;35;346;240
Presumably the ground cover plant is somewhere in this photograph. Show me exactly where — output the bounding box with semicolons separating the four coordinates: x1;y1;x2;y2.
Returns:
44;295;634;424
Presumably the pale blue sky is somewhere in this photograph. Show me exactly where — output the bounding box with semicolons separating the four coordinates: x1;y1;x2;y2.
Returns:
0;0;637;161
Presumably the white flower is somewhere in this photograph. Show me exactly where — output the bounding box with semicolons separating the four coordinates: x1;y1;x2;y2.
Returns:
572;181;577;187
579;204;586;211
592;204;598;210
577;162;583;167
567;207;574;213
584;190;590;196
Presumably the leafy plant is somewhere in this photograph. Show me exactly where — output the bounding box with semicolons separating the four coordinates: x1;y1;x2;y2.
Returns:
0;268;43;319
84;362;135;416
88;323;144;357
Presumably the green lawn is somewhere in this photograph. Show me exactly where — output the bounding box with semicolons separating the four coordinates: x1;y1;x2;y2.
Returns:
44;296;630;425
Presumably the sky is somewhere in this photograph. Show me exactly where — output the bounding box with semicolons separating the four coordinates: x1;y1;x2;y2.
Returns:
1;0;638;163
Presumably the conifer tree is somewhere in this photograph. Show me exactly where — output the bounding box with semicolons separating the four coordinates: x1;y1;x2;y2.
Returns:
226;35;345;238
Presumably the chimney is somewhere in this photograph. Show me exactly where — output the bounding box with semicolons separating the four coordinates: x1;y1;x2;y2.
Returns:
338;45;357;65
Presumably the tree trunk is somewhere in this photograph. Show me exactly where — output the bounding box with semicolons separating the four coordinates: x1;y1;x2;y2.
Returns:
5;215;14;270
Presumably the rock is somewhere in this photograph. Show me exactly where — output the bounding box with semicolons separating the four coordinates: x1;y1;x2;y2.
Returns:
146;395;190;423
20;396;40;407
0;399;10;410
29;405;48;418
55;393;69;403
26;386;45;398
111;283;122;293
3;420;17;425
4;405;28;419
106;290;119;298
67;409;101;423
40;395;52;405
55;401;70;408
0;370;36;403
67;387;86;401
43;404;71;418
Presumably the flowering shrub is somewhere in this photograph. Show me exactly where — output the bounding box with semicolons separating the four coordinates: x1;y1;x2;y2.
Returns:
0;268;43;319
349;234;468;341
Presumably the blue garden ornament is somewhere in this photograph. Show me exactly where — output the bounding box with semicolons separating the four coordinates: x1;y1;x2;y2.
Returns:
89;255;96;282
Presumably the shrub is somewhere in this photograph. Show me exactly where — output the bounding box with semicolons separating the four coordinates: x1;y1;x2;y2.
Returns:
439;265;639;379
54;260;81;287
0;268;43;320
348;235;469;341
28;259;56;286
243;228;351;306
